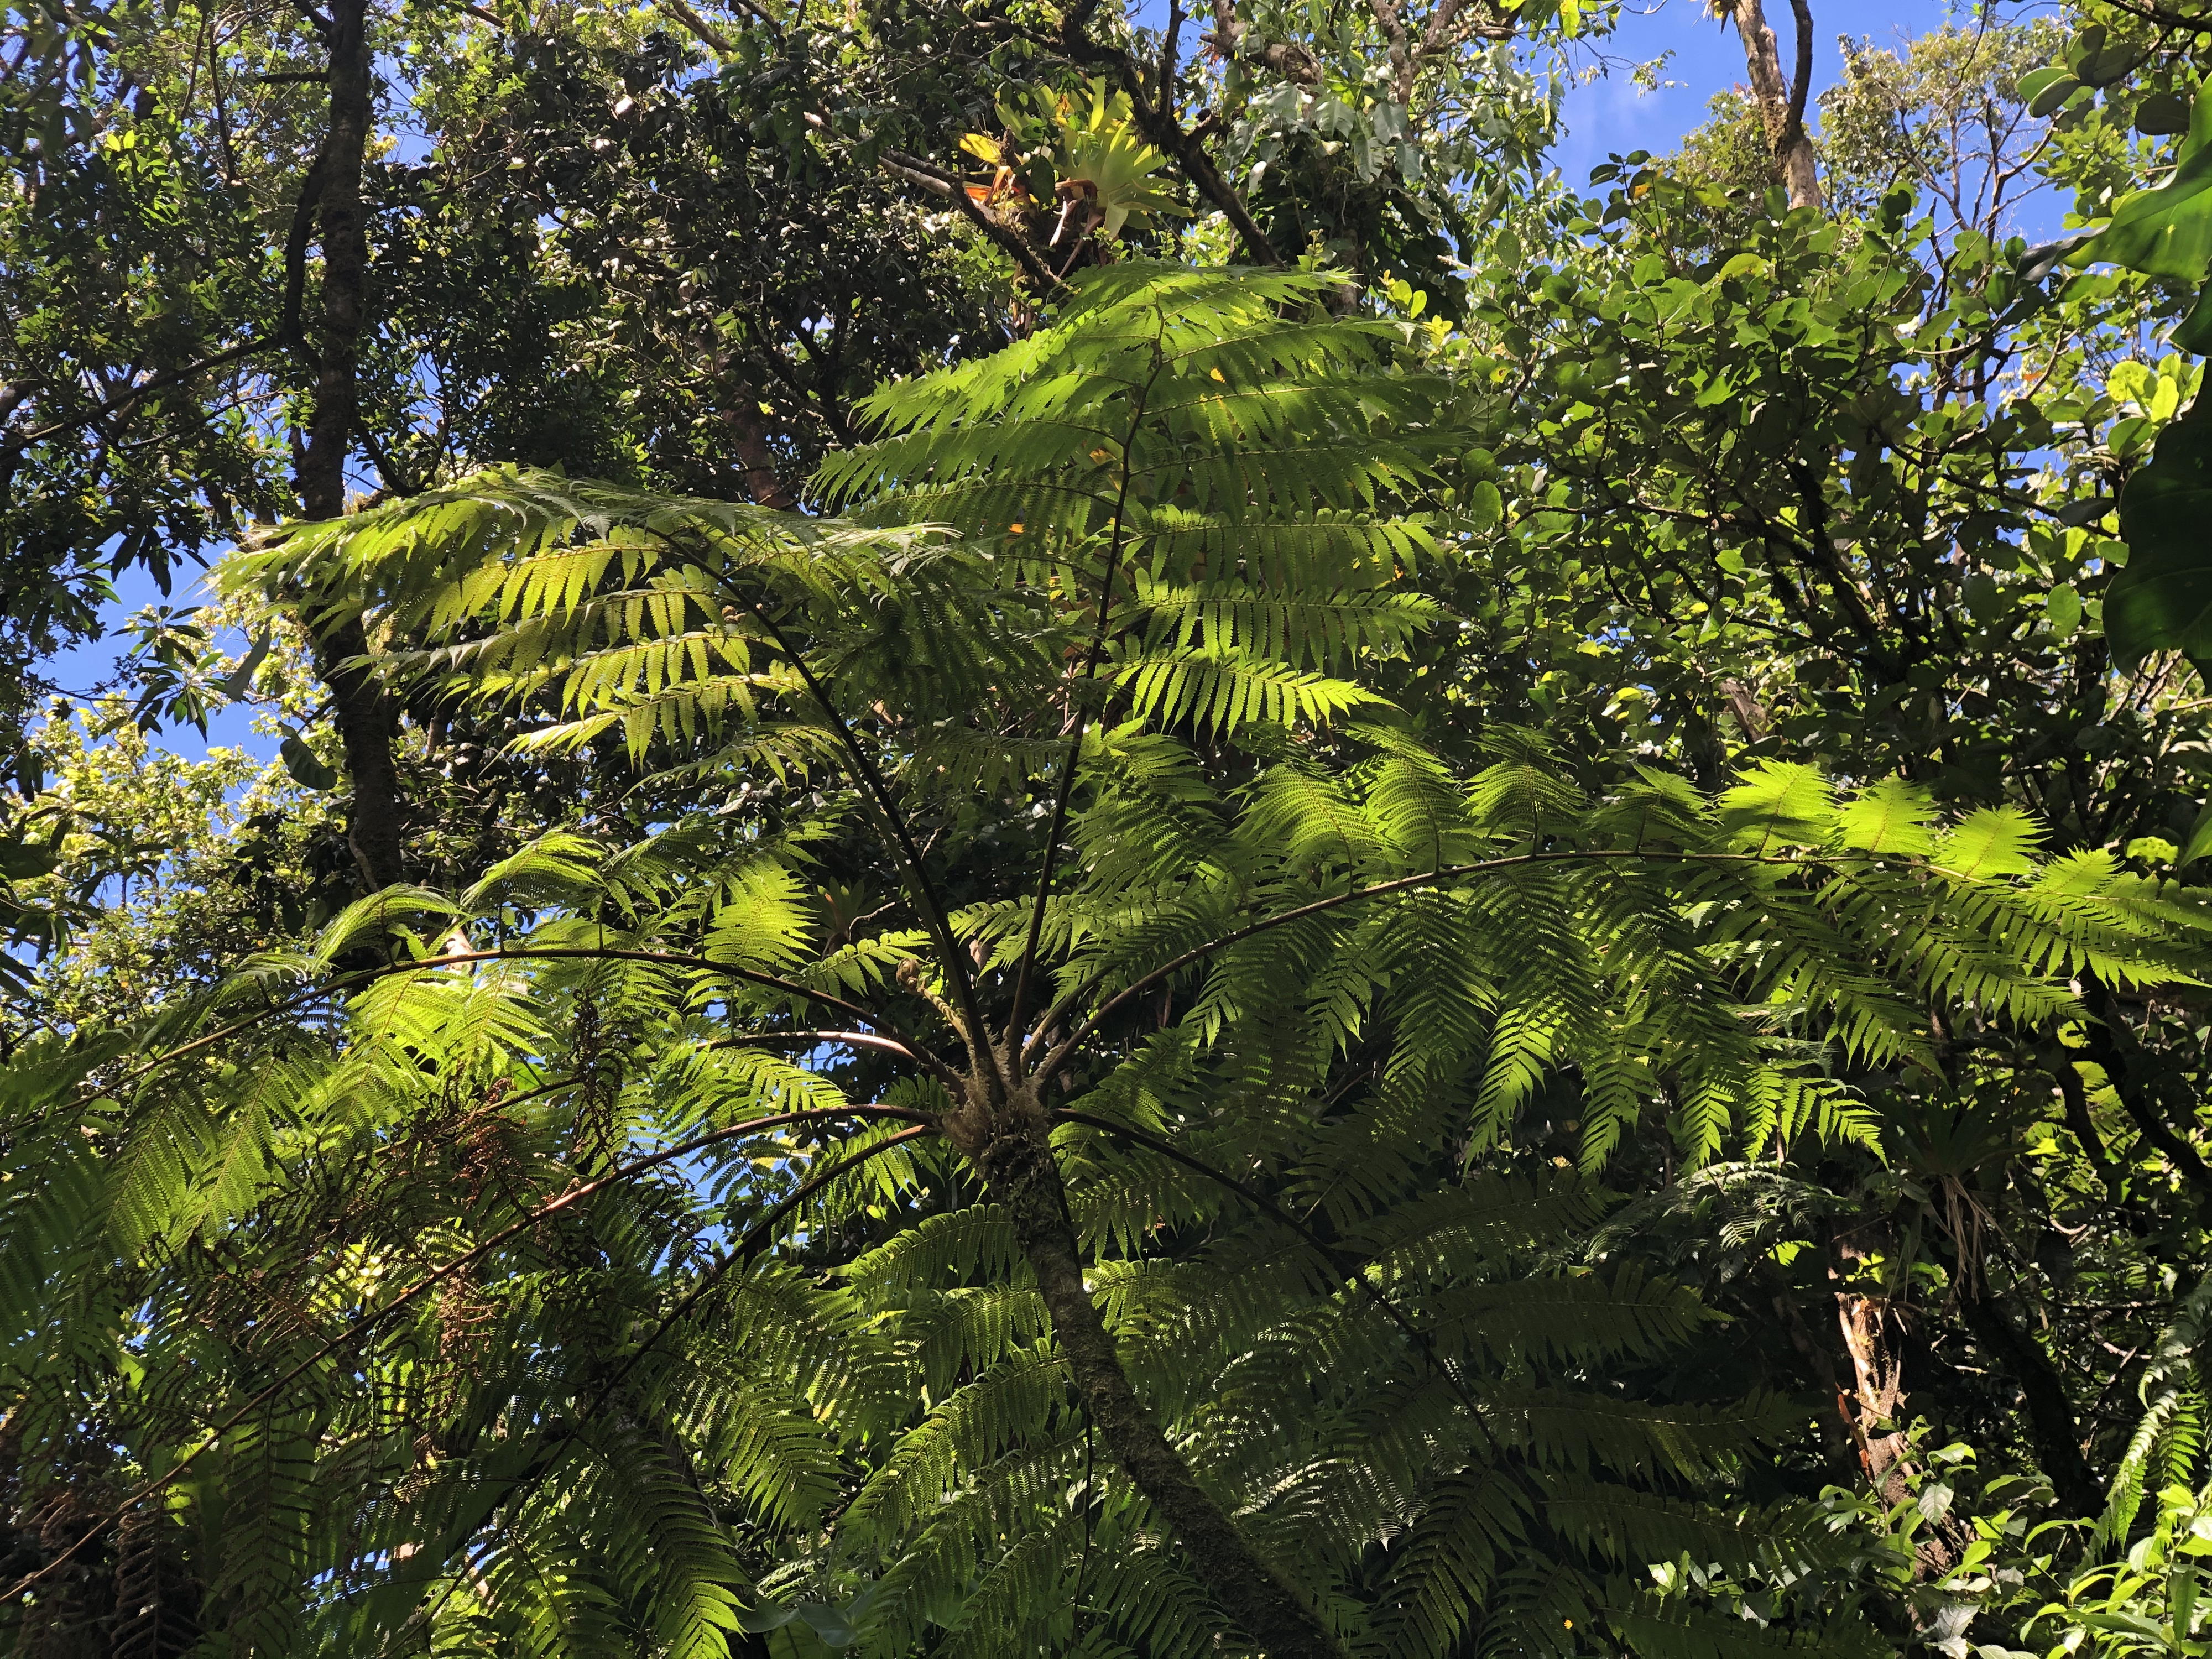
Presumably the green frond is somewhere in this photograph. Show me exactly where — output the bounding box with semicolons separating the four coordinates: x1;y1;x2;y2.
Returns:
1490;1388;1802;1483
843;1204;1025;1297
1115;646;1383;735
1425;1266;1709;1369
846;1343;1071;1540
1542;1481;1814;1574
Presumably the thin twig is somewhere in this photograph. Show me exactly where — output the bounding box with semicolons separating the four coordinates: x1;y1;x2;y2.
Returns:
7;342;268;449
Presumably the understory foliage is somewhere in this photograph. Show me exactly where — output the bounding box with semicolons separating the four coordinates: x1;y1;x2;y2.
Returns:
3;266;2211;1658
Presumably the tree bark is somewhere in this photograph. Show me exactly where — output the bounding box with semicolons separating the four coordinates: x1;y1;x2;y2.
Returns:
964;1094;1346;1659
297;0;405;891
721;393;795;510
1954;1286;2103;1519
1724;0;1821;211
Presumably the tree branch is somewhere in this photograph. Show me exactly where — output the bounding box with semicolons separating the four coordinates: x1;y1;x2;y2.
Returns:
968;1102;1344;1657
2088;0;2212;31
1785;0;1814;146
874;139;1068;296
6;341;268;450
1954;1282;2103;1518
656;0;735;51
1415;0;1472;60
1202;0;1322;84
2086;987;2212;1211
1064;29;1282;265
1160;0;1184;114
1720;0;1821;210
300;0;408;892
280;148;330;353
705;1029;923;1063
1368;0;1415;104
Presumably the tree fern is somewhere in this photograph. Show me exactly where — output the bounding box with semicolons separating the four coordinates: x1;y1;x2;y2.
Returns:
7;262;2210;1658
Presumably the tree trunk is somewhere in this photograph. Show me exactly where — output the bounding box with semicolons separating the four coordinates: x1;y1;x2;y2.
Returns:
1954;1286;2103;1519
1725;0;1821;211
722;395;795;511
296;0;405;892
968;1095;1345;1659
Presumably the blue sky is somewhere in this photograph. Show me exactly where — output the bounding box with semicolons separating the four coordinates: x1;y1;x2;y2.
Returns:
1555;0;1969;190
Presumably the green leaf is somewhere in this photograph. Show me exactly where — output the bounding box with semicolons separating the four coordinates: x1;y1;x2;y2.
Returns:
2139;92;2193;135
1716;761;1833;849
2078;43;2150;88
736;1603;802;1634
1936;807;2042;878
2176;281;2212;354
797;1603;860;1646
2072;95;2212;281
2047;583;2084;638
2028;71;2083;118
0;839;58;881
1835;776;1937;857
279;735;338;792
2176;799;2212;870
2111;396;2212;665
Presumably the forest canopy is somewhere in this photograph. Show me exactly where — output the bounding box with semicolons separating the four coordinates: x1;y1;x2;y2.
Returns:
5;0;2212;1655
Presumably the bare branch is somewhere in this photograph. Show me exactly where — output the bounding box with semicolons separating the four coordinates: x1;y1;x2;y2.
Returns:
6;341;268;450
1719;0;1821;209
1785;0;1815;153
1160;0;1184;114
656;0;735;51
1203;0;1322;82
1415;0;1470;59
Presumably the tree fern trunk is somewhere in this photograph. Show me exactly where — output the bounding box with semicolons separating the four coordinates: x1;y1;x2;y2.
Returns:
972;1099;1347;1659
